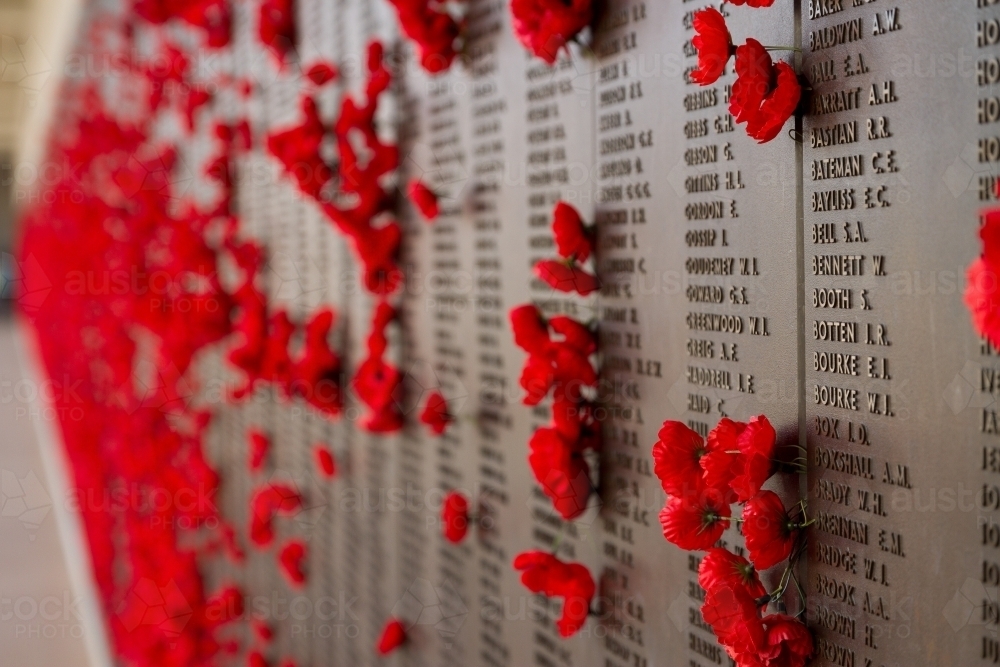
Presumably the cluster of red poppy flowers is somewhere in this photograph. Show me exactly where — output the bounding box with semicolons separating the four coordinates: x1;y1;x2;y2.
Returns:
17;57;254;662
386;0;594;74
966;185;1000;346
386;0;461;73
503;200;600;638
15;0;407;662
535;201;600;296
510;0;593;65
259;0;296;65
690;6;801;143
652;417;813;667
510;298;599;521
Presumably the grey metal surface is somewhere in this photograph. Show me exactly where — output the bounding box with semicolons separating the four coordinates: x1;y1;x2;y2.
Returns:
188;1;1000;666
802;3;988;666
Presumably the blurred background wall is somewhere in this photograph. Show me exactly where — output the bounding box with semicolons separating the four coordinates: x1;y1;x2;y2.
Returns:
0;0;82;252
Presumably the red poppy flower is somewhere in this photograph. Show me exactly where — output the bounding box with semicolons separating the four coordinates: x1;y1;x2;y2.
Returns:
652;420;709;497
967;257;1000;346
355;222;404;295
730;40;801;143
513;550;595;637
702;581;766;658
967;210;1000;346
700;417;747;492
690;7;733;86
551;395;599;447
249;651;271;667
728;0;775;6
278;540;307;586
292;307;342;416
259;0;295;64
442;491;469;543
420;391;453;435
519;353;556;405
552;345;598;389
535;259;599;295
363;405;405;433
743;491;799;570
760;614;815;667
548;315;596;356
260;310;295;392
314;445;336;478
658;489;731;551
250;483;302;546
730;39;772;126
204;585;244;625
353;356;402;413
749;62;801;143
266;96;332;199
248;429;270;471
510;0;593;65
305;60;337;85
408;179;440;220
253;618;274;642
510;304;552;356
698;548;767;601
552;201;592;261
529;427;592;520
729;416;777;502
388;0;460;72
377;619;407;655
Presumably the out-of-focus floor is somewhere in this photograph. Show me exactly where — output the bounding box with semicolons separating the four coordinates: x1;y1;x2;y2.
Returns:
0;314;107;666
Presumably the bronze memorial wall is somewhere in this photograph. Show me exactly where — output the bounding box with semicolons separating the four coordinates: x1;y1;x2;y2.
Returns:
187;0;1000;665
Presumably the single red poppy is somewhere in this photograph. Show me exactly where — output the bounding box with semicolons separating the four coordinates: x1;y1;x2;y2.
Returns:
278;540;307;586
652;420;709;497
314;446;337;478
698;548;767;601
408;179;439;220
690;7;733;86
743;490;799;570
510;0;593;65
420;391;453;435
658;489;731;551
248;430;270;472
306;61;337;85
552;201;593;261
760;614;815;667
442;491;469;543
535;259;599;295
513;550;595;636
376;618;407;655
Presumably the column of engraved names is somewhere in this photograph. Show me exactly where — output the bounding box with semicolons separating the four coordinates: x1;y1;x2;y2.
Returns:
978;1;1000;663
804;2;907;667
466;2;513;665
426;75;470;667
592;4;654;667
395;78;433;667
681;4;761;667
523;52;590;664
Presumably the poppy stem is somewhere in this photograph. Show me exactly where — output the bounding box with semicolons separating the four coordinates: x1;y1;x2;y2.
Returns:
763;46;802;53
550;533;564;556
790;570;806;608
